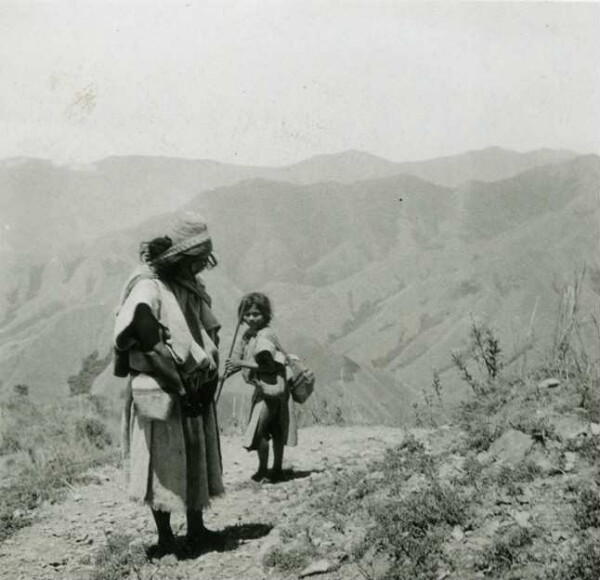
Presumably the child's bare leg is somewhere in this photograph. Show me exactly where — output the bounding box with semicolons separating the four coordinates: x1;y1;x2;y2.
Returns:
272;434;284;475
252;439;269;481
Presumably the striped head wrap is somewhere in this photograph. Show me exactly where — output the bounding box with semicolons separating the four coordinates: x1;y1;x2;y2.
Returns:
151;212;212;265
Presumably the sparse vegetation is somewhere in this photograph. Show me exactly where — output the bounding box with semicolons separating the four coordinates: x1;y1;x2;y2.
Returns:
90;533;147;580
573;486;600;530
68;349;113;396
259;281;600;580
548;534;600;580
476;526;535;574
263;543;314;573
0;394;119;541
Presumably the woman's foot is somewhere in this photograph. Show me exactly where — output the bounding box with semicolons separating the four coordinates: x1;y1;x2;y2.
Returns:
186;527;226;552
250;469;269;482
146;536;177;559
268;468;285;483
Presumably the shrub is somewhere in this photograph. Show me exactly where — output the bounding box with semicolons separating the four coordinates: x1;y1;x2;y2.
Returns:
263;544;314;572
0;397;118;542
573;487;600;530
75;417;113;449
68;350;112;396
476;526;534;574
547;534;600;580
362;482;468;580
91;533;147;580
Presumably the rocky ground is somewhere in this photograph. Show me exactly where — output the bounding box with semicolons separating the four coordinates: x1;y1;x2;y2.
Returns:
1;383;598;580
0;426;406;580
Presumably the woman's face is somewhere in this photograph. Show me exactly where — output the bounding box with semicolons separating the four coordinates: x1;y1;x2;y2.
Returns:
188;255;208;275
180;253;213;275
244;305;266;331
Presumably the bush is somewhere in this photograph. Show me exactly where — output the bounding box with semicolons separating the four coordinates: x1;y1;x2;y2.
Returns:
574;487;600;530
75;417;113;449
68;350;112;396
477;526;535;574
91;533;147;580
362;482;468;580
548;534;600;580
263;544;314;573
0;397;118;542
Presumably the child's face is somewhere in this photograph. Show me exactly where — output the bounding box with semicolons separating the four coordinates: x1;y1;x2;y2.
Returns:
244;305;266;330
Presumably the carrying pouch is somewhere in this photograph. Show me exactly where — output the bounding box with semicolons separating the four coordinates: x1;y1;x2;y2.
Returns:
286;355;315;404
131;373;174;421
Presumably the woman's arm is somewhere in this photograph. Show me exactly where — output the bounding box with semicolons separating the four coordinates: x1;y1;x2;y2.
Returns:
129;304;186;396
144;343;187;396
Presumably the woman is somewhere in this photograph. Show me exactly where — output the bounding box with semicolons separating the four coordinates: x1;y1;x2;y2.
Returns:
225;292;297;483
113;212;224;556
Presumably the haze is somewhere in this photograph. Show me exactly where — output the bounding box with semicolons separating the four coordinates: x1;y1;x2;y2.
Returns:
1;1;598;166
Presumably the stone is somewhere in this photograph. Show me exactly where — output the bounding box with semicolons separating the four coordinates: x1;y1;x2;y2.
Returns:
451;526;465;542
299;558;333;577
476;451;492;466
512;511;531;528
488;429;534;466
365;470;385;482
553;417;588;442
538;378;560;389
528;449;553;473
563;451;577;472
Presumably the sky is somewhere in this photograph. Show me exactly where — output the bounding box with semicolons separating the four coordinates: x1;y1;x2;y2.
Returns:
1;1;598;166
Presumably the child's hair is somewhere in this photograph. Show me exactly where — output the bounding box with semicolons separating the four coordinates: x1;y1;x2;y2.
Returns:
238;292;273;324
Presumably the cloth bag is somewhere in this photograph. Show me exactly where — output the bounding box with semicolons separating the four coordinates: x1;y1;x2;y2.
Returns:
285;354;315;404
131;373;174;421
270;335;315;404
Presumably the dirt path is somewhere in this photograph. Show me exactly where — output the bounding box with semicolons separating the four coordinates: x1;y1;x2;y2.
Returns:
0;426;405;580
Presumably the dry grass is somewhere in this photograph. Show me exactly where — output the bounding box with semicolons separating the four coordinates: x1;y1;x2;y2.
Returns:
0;393;119;541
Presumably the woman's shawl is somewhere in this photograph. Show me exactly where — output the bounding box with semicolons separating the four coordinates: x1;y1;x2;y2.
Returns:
113;265;218;375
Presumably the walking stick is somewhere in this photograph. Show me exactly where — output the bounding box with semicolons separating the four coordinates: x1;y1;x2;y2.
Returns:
215;298;246;404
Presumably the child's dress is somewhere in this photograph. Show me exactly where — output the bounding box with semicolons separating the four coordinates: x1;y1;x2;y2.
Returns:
235;326;298;450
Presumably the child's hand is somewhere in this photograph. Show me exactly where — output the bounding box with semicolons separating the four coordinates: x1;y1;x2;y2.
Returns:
224;358;242;377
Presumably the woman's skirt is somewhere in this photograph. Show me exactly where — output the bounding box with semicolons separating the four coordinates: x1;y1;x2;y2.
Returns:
123;381;224;512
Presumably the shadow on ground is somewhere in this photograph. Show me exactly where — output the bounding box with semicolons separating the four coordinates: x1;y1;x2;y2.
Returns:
266;468;319;483
151;522;274;560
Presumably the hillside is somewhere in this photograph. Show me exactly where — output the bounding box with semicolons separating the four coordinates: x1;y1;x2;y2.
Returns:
1;361;598;579
0;154;597;428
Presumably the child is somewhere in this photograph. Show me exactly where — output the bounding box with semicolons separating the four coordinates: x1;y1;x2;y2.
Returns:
225;293;297;482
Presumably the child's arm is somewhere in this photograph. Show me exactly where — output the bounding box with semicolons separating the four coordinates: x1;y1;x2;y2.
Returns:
225;351;282;376
226;358;258;373
254;351;285;375
224;334;254;376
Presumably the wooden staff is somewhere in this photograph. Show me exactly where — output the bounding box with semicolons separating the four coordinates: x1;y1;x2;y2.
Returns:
215;297;246;404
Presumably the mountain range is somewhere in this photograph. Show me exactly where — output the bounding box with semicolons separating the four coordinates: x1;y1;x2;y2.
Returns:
0;146;578;257
0;148;597;427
